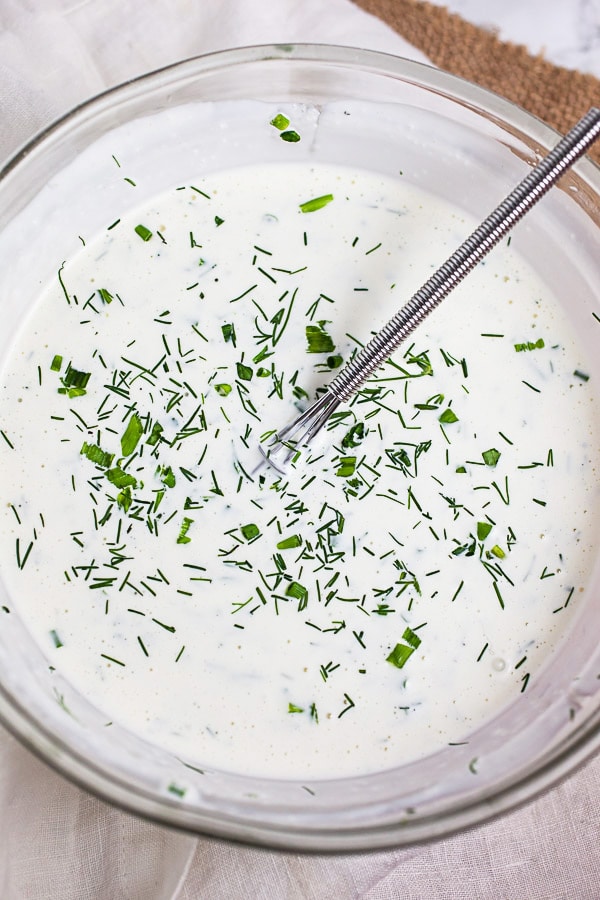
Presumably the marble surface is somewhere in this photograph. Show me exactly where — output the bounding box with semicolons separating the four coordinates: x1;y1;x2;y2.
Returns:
428;0;600;77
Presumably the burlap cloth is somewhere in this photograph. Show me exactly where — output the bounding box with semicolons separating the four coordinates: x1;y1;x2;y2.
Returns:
354;0;600;165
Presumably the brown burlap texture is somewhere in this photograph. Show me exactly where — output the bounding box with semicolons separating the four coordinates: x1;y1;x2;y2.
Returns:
353;0;600;165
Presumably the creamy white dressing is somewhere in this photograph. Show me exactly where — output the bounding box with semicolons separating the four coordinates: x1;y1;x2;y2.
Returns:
1;160;599;779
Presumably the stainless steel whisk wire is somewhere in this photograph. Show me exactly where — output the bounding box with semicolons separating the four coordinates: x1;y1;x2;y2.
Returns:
261;108;600;470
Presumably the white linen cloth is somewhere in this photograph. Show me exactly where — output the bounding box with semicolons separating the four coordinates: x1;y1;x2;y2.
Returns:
1;2;600;898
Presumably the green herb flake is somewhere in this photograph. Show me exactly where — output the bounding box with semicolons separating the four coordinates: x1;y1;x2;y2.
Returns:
160;465;176;488
514;338;545;352
476;521;493;541
214;383;232;396
270;113;290;130
342;422;365;449
336;456;357;478
236;362;253;381
134;224;153;242
59;363;91;397
240;523;260;541
81;441;114;469
386;627;422;669
50;629;63;649
50;354;63;372
177;517;194;544
146;421;164;446
306;323;335;354
214;215;225;227
438;408;459;424
490;544;505;559
482;447;501;467
286;581;308;604
281;131;301;143
98;288;114;305
221;323;236;345
106;467;137;490
574;370;590;382
288;702;304;713
167;782;187;798
120;412;143;456
299;194;334;214
277;535;302;550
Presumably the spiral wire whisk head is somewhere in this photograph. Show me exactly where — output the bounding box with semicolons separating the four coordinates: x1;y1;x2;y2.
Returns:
256;108;600;474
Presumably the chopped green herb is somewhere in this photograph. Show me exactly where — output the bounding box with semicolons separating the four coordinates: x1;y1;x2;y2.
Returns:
438;408;459;424
306;323;335;353
50;629;63;648
134;224;153;241
514;338;544;352
482;448;501;467
177;517;194;544
281;130;301;143
299;194;334;213
277;535;302;550
98;288;114;305
120;413;143;456
240;523;260;541
477;521;493;541
81;441;114;469
336;456;356;478
386;627;422;669
270;113;290;130
236;362;253;381
106;467;137;490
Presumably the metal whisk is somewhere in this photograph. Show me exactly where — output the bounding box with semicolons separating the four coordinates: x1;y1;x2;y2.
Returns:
258;108;600;473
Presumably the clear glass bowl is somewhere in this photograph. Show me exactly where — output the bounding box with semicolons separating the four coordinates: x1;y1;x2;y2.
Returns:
1;44;600;852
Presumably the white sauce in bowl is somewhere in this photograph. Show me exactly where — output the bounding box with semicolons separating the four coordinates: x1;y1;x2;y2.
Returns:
1;159;599;779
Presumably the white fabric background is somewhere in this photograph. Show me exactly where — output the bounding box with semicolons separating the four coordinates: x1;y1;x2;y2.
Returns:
1;1;599;898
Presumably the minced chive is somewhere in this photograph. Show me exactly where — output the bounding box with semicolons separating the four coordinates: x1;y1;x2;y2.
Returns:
514;338;544;352
288;702;304;713
306;323;334;353
50;629;63;648
214;383;232;396
386;627;422;669
299;194;334;213
281;130;301;143
134;224;153;241
286;581;308;603
438;408;458;424
574;370;590;381
240;523;260;541
270;113;290;130
221;323;236;344
50;354;63;372
120;412;143;456
177;517;194;544
482;448;501;467
336;456;356;478
277;535;302;550
236;362;253;381
106;467;137;489
477;521;492;541
98;288;113;305
81;441;114;468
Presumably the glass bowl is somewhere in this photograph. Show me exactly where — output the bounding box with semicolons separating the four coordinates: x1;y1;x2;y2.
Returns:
0;44;600;853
